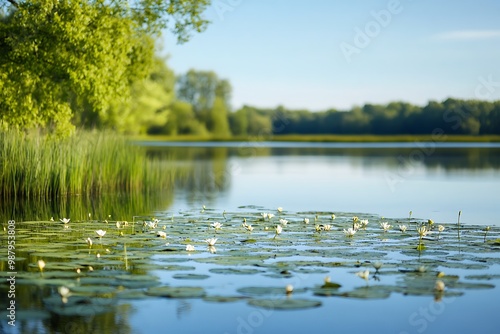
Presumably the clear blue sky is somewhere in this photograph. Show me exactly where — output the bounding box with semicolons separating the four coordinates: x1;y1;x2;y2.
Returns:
162;0;500;111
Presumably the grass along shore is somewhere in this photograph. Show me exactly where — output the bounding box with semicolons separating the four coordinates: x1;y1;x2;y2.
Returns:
133;134;500;143
0;130;173;198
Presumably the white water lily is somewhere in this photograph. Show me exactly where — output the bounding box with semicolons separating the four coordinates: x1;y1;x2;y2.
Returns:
331;214;336;220
285;284;293;294
279;219;288;226
417;226;428;237
323;224;332;231
261;212;268;219
373;262;383;271
399;224;408;233
204;238;217;246
37;259;46;272
58;286;71;304
157;231;167;239
208;246;217;254
116;221;121;229
242;223;254;232
303;218;309;224
210;222;223;230
60;218;70;224
356;270;370;281
50;217;54;222
435;280;445;291
315;224;323;232
95;230;106;238
353;223;361;231
277;207;283;213
380;222;391;232
185;244;195;252
438;225;445;232
275;225;283;235
267;213;275;220
343;228;356;237
360;219;369;228
86;237;93;247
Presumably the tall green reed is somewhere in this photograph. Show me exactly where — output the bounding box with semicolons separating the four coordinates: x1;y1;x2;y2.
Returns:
0;130;173;198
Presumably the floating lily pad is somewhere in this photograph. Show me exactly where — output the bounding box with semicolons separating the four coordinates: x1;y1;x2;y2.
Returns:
237;286;307;296
203;296;248;303
209;268;263;275
248;298;322;310
173;273;210;280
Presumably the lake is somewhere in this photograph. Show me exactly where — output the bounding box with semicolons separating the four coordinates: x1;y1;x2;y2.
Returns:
1;141;499;334
144;141;500;227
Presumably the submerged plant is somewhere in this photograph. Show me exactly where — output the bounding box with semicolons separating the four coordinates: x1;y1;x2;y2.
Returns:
484;226;491;243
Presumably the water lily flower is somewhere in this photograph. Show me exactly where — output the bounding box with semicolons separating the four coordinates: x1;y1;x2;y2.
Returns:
186;244;195;252
261;212;268;219
86;237;93;247
157;231;167;239
418;265;427;273
275;225;283;236
360;219;369;228
37;259;46;272
315;224;323;232
435;280;445;292
60;218;70;224
343;228;356;237
352;216;359;223
204;238;217;246
417;226;428;238
210;222;223;231
95;230;106;238
242;223;254;232
116;221;121;229
324;276;331;283
285;284;293;294
323;224;332;231
50;217;54;222
399;224;408;233
438;225;445;232
353;223;361;231
277;207;283;213
96;253;101;259
267;213;275;220
303;218;309;224
373;262;383;272
208;246;217;254
279;219;288;226
58;286;71;304
380;222;391;232
331;214;336;220
428;219;435;226
356;270;370;281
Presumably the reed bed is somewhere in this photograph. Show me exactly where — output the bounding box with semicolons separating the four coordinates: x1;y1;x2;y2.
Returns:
0;130;173;198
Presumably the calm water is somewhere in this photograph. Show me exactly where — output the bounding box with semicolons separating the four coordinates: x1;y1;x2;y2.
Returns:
2;141;500;334
145;141;500;227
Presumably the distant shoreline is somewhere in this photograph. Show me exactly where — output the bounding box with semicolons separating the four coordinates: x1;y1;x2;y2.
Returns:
133;134;500;143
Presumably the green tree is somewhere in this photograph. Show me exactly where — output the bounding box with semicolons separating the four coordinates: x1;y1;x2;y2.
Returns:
0;0;210;135
208;96;230;137
176;69;232;126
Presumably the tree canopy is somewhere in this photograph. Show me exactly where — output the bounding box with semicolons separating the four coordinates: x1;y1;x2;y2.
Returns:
0;0;210;135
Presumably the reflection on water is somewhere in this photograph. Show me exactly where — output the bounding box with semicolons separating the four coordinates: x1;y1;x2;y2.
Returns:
144;143;500;226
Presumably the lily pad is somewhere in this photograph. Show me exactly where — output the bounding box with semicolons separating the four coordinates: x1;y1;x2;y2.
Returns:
248;298;322;310
173;273;210;280
146;286;206;298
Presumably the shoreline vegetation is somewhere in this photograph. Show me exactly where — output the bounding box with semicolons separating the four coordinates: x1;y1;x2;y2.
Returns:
133;134;500;143
0;130;173;199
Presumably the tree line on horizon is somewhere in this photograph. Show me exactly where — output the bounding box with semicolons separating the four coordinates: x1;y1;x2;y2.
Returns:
1;0;499;138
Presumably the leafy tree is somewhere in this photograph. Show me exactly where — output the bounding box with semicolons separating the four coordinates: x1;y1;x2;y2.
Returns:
0;0;210;135
176;69;232;126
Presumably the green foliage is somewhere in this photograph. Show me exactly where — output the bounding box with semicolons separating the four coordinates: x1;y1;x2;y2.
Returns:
0;0;210;135
0;130;173;198
208;96;231;137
